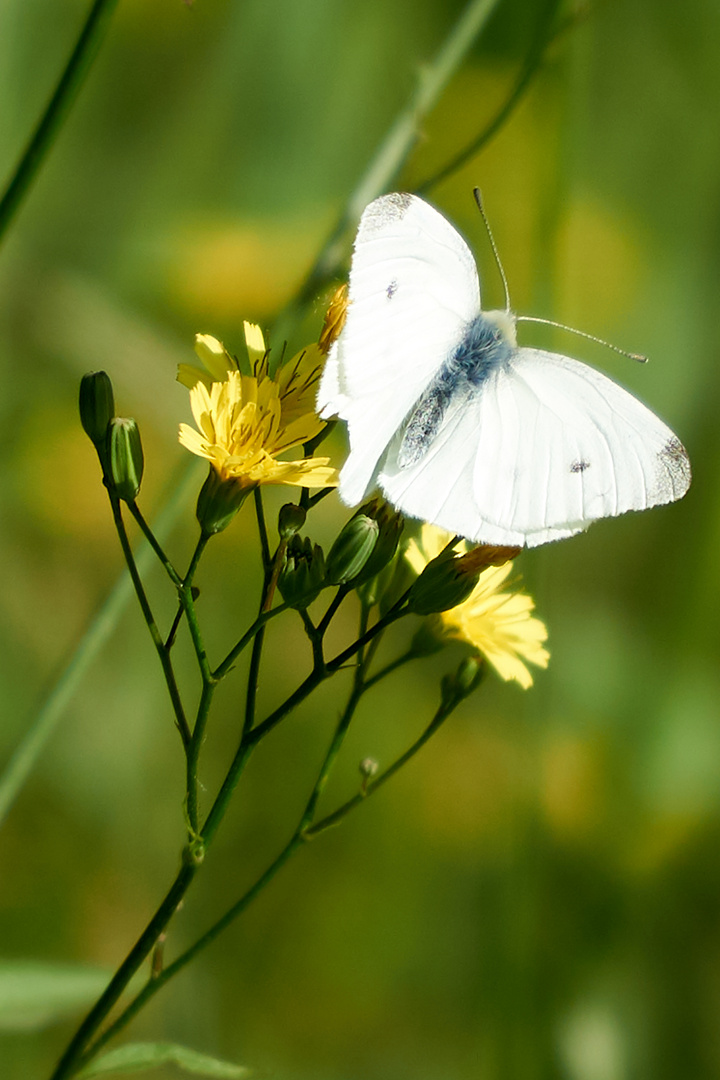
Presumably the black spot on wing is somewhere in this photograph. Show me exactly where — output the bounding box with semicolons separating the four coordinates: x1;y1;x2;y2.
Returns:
570;460;590;473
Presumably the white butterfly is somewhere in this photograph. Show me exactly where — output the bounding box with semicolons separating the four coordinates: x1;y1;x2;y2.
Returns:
317;192;691;547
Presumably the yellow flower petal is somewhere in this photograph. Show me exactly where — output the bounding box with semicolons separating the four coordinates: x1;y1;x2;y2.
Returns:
243;321;266;367
405;525;549;688
179;334;338;493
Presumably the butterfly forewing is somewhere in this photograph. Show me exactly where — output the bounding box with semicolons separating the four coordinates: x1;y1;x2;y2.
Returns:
317;193;480;504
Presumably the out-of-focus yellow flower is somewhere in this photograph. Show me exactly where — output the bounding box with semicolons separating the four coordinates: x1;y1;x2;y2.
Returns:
405;525;549;689
318;284;348;356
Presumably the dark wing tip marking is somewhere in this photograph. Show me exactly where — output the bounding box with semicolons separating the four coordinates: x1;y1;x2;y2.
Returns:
361;192;414;235
655;436;692;502
570;460;591;473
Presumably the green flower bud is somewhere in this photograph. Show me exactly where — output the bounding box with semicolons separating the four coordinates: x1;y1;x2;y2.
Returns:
406;550;480;616
79;371;115;449
350;498;404;586
441;656;485;709
278;502;306;540
278;534;326;609
326;514;379;585
196;468;250;536
109;417;144;503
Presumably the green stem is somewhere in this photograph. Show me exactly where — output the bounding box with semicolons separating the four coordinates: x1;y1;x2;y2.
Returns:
185;681;216;836
243;499;287;738
213;593;314;681
306;699;454;838
126;503;182;587
317;585;349;638
184;533;209;589
0;464;199;830
110;497;191;750
0;0;120;245
363;648;417;690
48;863;197;1080
253;487;271;571
180;583;214;684
417;0;564;194
82;640;373;1066
274;0;503;334
78;662;455;1066
79;834;303;1068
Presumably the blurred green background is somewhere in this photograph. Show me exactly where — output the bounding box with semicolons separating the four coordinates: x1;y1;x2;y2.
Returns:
0;0;718;1077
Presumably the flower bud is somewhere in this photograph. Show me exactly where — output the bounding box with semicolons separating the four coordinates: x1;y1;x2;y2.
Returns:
278;535;326;609
441;656;485;709
278;502;306;540
359;756;378;781
351;499;404;586
359;756;378;793
196;468;249;535
326;514;379;585
406;550;480;616
79;371;115;449
109;417;144;503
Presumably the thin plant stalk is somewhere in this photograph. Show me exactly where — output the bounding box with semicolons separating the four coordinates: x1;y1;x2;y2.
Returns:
77;673;460;1066
0;0;120;243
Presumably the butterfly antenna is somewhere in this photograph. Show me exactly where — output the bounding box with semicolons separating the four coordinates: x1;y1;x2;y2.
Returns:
516;315;648;363
473;187;511;312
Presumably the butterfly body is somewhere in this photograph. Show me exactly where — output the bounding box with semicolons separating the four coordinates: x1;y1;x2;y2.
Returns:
318;193;691;548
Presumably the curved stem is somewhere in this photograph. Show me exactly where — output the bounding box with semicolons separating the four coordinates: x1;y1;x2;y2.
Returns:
81;628;373;1065
79;664;458;1065
0;0;120;245
305;698;454;838
274;0;503;333
416;0;564;194
185;681;216;836
127;503;182;587
110;497;190;750
49;863;196;1080
78;836;302;1068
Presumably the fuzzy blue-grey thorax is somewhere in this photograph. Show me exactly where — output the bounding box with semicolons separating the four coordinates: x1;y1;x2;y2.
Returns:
398;310;516;468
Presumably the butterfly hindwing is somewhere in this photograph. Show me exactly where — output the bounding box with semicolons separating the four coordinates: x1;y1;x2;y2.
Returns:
379;348;690;547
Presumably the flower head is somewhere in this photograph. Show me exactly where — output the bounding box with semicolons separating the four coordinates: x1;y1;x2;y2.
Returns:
405;525;549;689
178;325;338;491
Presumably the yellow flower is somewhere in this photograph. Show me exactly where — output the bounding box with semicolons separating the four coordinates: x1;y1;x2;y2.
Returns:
179;361;337;491
318;284;348;356
179;326;327;442
405;525;549;689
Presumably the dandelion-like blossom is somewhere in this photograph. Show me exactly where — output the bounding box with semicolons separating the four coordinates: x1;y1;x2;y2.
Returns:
405;525;549;688
178;323;337;491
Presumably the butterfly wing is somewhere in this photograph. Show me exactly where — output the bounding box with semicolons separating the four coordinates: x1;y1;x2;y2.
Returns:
378;347;691;547
317;192;480;504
